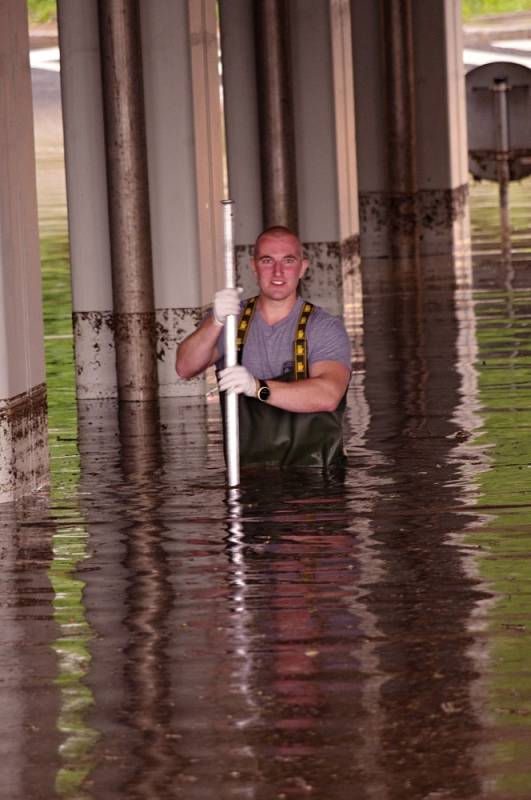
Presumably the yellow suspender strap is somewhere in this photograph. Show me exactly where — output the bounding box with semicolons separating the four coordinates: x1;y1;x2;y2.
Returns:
237;296;258;362
294;302;314;380
237;296;314;378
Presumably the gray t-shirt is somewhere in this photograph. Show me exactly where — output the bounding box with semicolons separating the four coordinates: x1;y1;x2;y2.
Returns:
216;295;351;379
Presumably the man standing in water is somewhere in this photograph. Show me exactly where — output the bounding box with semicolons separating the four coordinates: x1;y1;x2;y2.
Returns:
175;226;351;466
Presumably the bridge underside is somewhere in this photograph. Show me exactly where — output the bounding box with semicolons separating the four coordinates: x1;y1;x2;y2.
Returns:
0;0;468;501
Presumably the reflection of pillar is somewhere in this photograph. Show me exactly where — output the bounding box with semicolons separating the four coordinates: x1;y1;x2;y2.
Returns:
352;0;469;261
0;0;48;502
0;505;61;796
361;265;484;797
78;400;186;795
220;0;360;319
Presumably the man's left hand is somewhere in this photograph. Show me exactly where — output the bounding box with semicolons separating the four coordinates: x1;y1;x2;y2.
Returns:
218;365;256;397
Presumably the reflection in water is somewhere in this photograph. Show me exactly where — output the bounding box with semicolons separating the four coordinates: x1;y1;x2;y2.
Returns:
223;472;375;798
11;271;531;797
78;401;189;798
361;258;490;799
32;254;502;799
0;499;62;800
119;402;181;799
26;21;531;799
469;290;531;798
471;176;531;291
50;510;99;798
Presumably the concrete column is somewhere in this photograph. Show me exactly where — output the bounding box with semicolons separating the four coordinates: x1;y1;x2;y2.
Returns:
140;0;222;398
58;0;116;400
290;0;361;319
383;0;418;259
98;0;158;403
254;0;298;231
0;0;48;502
187;0;226;304
221;0;361;321
329;0;363;343
412;0;470;256
219;0;263;296
61;0;216;400
351;0;469;260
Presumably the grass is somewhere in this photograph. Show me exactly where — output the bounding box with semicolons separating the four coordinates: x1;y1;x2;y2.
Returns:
28;0;56;25
463;0;531;20
27;0;531;26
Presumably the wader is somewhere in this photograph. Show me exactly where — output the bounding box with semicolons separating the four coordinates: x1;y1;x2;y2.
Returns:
222;296;346;468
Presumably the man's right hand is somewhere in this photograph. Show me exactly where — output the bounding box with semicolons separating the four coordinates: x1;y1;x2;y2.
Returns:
213;287;243;327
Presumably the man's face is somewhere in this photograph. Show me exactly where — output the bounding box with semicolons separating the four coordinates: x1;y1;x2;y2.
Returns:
251;233;308;302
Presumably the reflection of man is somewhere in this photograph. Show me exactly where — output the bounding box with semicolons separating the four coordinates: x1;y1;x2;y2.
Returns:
176;226;351;466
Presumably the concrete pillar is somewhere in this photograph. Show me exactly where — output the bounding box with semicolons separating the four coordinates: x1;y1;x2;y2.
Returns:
141;0;225;397
351;0;469;260
186;0;226;307
219;0;263;295
0;0;48;502
220;0;360;320
58;0;116;400
412;0;470;256
290;0;361;319
254;0;299;231
99;0;158;403
60;0;221;399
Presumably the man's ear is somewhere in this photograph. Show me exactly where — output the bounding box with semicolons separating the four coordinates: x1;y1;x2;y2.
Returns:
300;258;309;277
250;257;258;277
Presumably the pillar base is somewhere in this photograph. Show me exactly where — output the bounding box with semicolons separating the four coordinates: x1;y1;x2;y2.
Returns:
359;185;469;259
0;384;48;503
74;307;209;399
73;311;117;399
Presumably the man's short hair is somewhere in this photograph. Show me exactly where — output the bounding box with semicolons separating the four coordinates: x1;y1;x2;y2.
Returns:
254;226;304;259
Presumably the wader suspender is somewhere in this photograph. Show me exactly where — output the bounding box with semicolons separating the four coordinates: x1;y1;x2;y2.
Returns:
237;297;314;379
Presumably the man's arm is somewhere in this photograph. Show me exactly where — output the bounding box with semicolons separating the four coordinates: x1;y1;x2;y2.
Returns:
175;287;242;379
218;360;350;412
175;315;222;379
263;360;350;412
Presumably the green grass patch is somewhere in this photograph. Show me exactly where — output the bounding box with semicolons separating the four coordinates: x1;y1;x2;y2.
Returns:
28;0;57;24
463;0;531;20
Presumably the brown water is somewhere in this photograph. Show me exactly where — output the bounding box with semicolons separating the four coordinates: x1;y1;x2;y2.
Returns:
3;45;531;800
5;268;531;799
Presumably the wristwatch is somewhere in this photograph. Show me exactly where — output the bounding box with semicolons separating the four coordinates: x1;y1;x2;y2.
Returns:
257;379;271;403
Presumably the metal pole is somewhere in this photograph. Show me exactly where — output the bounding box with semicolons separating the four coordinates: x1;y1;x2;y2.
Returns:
98;0;158;402
254;0;298;231
493;78;512;265
222;200;240;487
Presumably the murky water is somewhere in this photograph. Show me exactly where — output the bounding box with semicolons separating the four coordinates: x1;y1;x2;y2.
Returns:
3;40;531;800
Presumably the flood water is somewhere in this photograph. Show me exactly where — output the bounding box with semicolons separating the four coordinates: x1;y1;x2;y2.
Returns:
3;36;531;800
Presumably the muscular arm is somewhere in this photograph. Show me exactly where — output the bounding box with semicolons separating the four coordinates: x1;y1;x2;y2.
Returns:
175;315;222;379
265;360;350;413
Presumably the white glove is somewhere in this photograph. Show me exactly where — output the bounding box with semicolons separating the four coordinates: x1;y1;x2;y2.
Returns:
218;365;257;397
213;287;243;326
